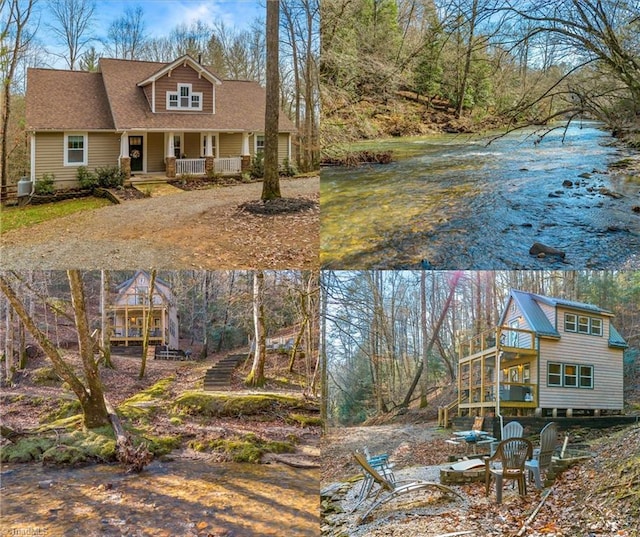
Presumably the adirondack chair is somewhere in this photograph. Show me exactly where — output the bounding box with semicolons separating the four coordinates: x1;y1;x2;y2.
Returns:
352;450;463;523
525;422;558;489
356;447;396;503
484;438;533;504
490;421;524;455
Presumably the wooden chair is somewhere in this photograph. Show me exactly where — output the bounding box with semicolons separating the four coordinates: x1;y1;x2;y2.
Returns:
525;422;558;488
352;450;463;523
484;438;533;504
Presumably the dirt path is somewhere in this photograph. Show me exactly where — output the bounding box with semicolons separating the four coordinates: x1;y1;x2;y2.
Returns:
0;176;318;269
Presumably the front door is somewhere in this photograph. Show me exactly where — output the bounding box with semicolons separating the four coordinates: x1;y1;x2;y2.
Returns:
129;136;143;172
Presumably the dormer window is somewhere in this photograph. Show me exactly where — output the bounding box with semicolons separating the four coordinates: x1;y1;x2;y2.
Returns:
167;83;202;111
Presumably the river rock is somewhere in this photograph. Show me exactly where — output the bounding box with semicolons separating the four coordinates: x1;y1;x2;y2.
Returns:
632;206;640;213
562;180;574;187
529;242;566;259
599;188;624;199
519;168;529;172
38;480;54;489
548;192;563;198
578;172;592;179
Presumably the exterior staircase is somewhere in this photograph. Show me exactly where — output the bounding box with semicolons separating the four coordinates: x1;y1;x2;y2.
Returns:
203;353;248;391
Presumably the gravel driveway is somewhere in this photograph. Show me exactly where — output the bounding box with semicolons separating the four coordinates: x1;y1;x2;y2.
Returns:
1;177;319;269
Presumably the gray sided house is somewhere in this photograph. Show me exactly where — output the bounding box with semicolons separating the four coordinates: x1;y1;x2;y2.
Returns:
456;289;627;419
110;270;179;350
25;55;296;189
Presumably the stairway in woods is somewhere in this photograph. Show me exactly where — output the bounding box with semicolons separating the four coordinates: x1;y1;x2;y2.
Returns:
203;354;248;391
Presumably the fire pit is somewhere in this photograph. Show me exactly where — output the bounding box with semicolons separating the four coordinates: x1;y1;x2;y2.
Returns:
440;459;485;485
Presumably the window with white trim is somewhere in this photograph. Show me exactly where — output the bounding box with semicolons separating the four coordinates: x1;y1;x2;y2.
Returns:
548;361;594;389
167;84;202;111
64;133;87;166
256;135;265;154
564;312;603;336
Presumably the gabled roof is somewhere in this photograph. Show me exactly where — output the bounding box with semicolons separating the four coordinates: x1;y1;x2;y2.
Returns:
114;270;172;303
26;69;115;130
500;289;627;349
137;54;222;86
26;57;296;133
501;290;560;338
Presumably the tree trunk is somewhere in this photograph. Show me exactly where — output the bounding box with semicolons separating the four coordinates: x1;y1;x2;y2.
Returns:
216;272;235;353
139;269;157;380
101;270;113;368
246;271;267;387
67;270;111;429
400;271;463;409
261;0;282;200
455;0;478;118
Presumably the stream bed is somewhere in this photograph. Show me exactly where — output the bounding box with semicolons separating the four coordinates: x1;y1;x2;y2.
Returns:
321;122;640;269
0;459;319;536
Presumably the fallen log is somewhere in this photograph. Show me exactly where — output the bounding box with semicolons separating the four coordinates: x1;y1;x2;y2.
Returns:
104;397;152;473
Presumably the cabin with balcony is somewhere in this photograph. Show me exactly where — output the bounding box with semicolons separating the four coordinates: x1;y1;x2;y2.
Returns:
110;271;178;349
25;55;296;189
456;290;627;419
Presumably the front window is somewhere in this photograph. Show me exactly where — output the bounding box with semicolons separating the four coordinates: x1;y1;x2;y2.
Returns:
167;83;202;111
579;365;594;388
256;135;265;154
590;318;602;336
64;133;87;166
578;316;590;334
564;364;578;387
548;363;562;386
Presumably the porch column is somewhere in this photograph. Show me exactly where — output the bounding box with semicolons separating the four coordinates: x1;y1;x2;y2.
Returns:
205;134;214;175
119;132;131;181
241;132;251;171
30;133;36;181
165;131;176;178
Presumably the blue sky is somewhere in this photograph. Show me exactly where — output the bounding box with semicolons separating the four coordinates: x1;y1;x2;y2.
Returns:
92;0;263;39
38;1;264;67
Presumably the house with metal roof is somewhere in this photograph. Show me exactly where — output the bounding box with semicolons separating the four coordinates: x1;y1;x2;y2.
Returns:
25;55;296;189
455;289;627;419
110;271;178;349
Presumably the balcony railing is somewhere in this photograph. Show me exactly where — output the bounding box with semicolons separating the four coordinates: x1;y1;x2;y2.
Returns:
176;158;205;176
215;157;242;174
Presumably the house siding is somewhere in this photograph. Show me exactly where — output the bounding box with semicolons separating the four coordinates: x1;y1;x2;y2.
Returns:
184;132;201;159
147;132;165;172
219;133;243;158
154;64;214;114
538;309;623;410
537;302;556;327
34;131;119;188
503;298;533;348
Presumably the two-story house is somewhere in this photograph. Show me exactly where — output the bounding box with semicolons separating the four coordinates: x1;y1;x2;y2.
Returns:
110;271;179;349
25;55;296;188
456;289;627;419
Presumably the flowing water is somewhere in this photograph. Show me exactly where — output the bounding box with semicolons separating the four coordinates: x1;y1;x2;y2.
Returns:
321;122;640;269
0;459;319;536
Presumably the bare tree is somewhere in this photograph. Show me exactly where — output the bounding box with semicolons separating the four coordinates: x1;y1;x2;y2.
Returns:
1;0;37;202
0;271;111;429
47;0;96;70
139;269;157;380
262;0;282;200
246;271;267;387
105;5;147;60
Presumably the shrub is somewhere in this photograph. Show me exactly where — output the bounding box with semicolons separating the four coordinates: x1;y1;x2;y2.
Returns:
76;166;98;190
95;166;125;188
279;157;297;177
34;173;55;195
250;153;264;178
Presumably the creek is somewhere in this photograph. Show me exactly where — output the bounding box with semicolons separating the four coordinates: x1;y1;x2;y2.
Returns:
1;459;319;536
321;122;640;269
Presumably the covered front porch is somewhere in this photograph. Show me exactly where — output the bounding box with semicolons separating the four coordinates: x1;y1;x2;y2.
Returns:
117;130;257;179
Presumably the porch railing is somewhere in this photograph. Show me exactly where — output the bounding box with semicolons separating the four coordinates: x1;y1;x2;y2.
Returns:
215;157;242;174
176;158;205;176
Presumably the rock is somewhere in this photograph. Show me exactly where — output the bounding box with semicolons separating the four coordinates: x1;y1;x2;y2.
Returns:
599;188;624;199
420;258;433;269
607;226;629;233
562;180;574;187
578;172;592;179
521;223;533;228
38;480;54;489
529;242;566;259
537;253;546;258
632;206;640;213
548;192;563;198
519;167;529;172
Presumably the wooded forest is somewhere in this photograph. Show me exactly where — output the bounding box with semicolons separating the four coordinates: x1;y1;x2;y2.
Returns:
323;270;640;425
322;0;640;144
0;270;320;394
0;0;319;192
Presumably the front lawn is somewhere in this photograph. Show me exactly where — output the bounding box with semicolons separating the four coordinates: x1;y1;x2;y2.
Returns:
1;197;112;233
